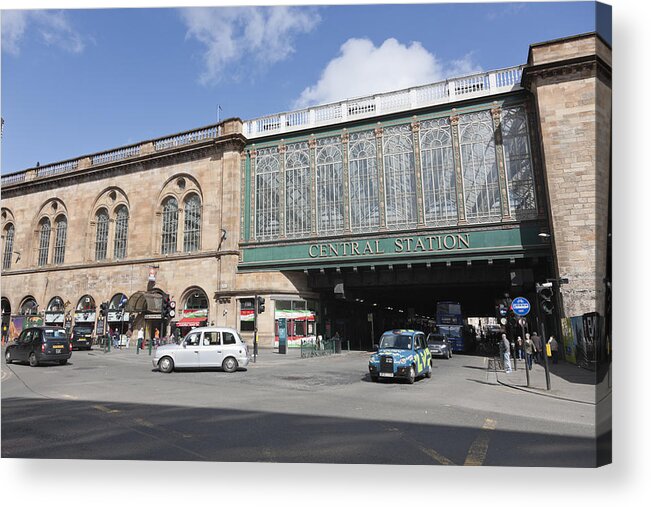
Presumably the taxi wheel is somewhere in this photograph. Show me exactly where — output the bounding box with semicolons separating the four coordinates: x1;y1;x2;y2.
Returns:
370;374;378;382
407;365;416;384
159;356;174;373
29;353;39;367
59;359;68;365
222;357;238;373
425;362;432;378
5;350;12;364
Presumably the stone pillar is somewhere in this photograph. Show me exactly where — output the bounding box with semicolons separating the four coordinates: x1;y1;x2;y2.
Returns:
491;105;514;222
341;130;351;233
411;119;425;227
309;136;317;236
449;113;467;225
375;125;387;230
249;149;257;241
278;143;287;239
522;33;611;318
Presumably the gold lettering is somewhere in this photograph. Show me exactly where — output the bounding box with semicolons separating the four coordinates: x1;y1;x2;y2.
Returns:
352;242;360;255
414;238;426;252
435;236;442;250
395;238;404;253
309;245;319;258
427;236;435;251
405;238;413;252
458;233;470;249
363;241;373;255
319;244;328;257
342;242;350;256
375;240;385;254
443;235;457;250
328;244;339;256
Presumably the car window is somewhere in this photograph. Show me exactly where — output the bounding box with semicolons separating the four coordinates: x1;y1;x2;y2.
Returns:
222;332;236;345
184;333;201;346
379;334;412;350
23;330;34;343
203;331;220;346
44;329;67;341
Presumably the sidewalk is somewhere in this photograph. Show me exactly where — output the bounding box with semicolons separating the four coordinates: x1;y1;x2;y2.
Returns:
491;356;611;405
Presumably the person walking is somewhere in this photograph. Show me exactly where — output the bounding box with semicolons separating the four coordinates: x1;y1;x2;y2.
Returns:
154;328;160;347
531;332;543;364
516;335;523;359
125;328;132;349
137;327;144;351
524;333;536;370
499;333;512;373
548;335;559;364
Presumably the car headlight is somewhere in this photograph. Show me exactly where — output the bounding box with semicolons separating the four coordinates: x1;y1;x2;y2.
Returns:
369;354;379;363
398;357;408;364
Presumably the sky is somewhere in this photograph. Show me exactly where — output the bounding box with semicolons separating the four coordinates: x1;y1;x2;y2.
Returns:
1;1;606;173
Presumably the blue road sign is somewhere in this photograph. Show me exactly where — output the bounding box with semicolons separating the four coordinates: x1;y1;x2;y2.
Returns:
511;297;531;316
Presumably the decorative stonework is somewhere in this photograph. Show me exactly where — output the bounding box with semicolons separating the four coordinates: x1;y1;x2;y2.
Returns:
374;126;386;230
410;119;425;227
491;106;513;222
449;114;467;225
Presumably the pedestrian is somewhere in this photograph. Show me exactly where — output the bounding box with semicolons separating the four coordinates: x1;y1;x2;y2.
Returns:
524;333;536;370
499;333;512;373
125;328;132;349
531;332;543;364
516;335;523;359
548;335;559;364
154;328;160;347
112;328;119;349
137;327;144;350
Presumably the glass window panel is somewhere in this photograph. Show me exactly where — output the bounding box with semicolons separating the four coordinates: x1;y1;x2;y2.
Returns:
285;142;311;238
419;119;457;225
38;218;51;266
161;197;178;254
383;125;417;229
3;224;15;270
348;130;379;232
114;206;129;259
53;216;67;265
183;194;201;252
95;209;109;261
501;107;537;217
316;136;344;235
255;147;280;241
459;111;501;222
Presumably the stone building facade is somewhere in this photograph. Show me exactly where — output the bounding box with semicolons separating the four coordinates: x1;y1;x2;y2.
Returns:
1;33;611;351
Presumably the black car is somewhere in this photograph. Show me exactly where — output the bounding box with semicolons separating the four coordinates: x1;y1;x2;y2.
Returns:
427;333;452;359
70;324;93;350
5;326;72;366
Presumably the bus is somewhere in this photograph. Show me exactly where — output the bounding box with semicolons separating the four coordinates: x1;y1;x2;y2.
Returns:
435;301;472;352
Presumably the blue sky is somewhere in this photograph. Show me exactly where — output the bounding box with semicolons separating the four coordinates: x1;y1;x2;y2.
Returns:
1;1;605;173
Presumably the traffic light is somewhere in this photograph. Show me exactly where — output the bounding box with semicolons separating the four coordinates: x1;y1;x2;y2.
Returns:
256;296;266;314
162;296;170;319
99;302;108;318
537;283;554;315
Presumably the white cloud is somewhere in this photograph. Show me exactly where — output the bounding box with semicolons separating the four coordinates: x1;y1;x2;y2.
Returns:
1;10;85;56
294;38;483;108
180;6;320;85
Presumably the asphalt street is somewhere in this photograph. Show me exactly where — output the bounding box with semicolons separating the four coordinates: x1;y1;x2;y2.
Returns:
1;346;600;466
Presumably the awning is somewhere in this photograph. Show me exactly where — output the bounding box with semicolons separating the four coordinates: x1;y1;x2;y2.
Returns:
176;317;207;328
125;291;163;313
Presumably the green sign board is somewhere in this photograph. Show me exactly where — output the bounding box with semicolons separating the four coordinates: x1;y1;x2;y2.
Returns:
240;223;548;270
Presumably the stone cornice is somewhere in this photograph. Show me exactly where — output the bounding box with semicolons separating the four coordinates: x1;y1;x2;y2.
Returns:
521;54;611;89
1;249;240;277
1;133;247;197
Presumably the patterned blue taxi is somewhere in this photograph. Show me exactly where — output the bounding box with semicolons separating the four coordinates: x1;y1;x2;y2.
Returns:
368;329;432;384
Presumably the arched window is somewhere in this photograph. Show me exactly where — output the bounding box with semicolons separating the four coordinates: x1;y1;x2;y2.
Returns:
2;223;14;270
95;209;109;261
114;205;129;259
316;136;344;235
38;218;51;266
254;147;280;241
383;125;417;229
459;111;501;222
183;195;201;252
285;141;311;237
161;197;178;254
420;118;457;225
53;216;67;265
20;297;39;315
348;131;379;232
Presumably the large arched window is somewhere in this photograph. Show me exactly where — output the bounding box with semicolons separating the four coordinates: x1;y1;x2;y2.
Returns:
285;141;311;238
53;215;67;265
420;118;457;225
95;209;109;261
459;111;501;222
20;297;39;315
254;147;280;241
316;136;344;235
2;223;15;270
348;131;379;232
183;194;201;252
38;218;51;266
161;197;179;254
383;125;417;229
114;205;129;259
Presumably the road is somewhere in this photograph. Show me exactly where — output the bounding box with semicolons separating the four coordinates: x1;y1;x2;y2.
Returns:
1;346;598;466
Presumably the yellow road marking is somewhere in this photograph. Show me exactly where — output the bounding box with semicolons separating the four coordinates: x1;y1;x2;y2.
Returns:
385;425;457;465
464;418;496;466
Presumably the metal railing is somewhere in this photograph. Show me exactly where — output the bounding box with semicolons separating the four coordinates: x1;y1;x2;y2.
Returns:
300;338;336;358
243;65;524;138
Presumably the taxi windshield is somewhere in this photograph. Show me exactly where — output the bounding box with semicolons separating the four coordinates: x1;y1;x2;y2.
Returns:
379;334;412;350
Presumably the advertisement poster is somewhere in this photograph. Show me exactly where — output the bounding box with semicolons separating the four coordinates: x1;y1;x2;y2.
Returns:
274;309;316;347
561;317;577;364
8;315;44;341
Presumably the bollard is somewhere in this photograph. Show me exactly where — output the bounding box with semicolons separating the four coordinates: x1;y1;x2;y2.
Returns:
148;338;152;356
107;335;111;353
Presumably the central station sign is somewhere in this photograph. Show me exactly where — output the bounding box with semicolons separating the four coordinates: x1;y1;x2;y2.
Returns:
239;224;548;270
308;233;470;258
